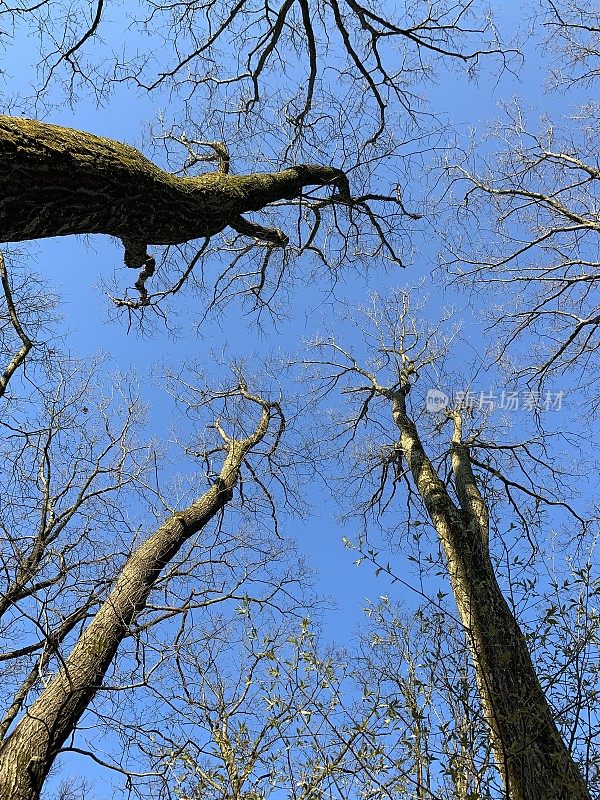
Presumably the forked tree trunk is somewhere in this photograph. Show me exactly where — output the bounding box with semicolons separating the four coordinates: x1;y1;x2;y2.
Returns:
0;399;274;800
388;388;590;800
0;116;349;263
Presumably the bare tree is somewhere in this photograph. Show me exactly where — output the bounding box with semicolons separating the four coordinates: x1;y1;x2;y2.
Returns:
0;116;357;254
0;0;518;322
437;3;600;390
357;596;499;799
543;0;600;89
130;591;500;800
3;1;512;140
443;102;600;388
304;293;594;800
0;272;292;800
0;115;418;316
43;776;96;800
1;4;596;800
137;616;387;800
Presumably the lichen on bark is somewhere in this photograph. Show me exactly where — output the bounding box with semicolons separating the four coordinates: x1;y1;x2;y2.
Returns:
0;115;350;267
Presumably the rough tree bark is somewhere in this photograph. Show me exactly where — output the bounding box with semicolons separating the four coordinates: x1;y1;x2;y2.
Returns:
386;374;590;800
0;116;350;265
0;389;277;800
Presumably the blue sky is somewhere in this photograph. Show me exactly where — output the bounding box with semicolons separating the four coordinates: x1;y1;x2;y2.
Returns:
3;2;599;796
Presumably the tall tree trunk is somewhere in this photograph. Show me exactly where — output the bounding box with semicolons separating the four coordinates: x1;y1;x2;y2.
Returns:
0;395;275;800
388;387;589;800
0;116;349;264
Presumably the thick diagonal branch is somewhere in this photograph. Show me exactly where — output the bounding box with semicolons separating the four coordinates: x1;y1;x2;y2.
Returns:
0;116;350;266
0;253;32;398
0;392;276;800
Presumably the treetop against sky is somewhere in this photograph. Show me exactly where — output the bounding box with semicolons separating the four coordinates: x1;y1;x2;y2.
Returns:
0;1;599;799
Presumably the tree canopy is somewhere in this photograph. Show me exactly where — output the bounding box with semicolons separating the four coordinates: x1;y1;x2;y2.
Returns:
0;2;599;800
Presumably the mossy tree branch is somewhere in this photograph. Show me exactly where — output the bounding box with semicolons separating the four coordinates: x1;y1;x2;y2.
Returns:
0;116;350;269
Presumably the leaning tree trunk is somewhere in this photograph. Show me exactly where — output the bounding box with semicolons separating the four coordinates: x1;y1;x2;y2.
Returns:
0;116;349;264
0;396;275;800
388;388;590;800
